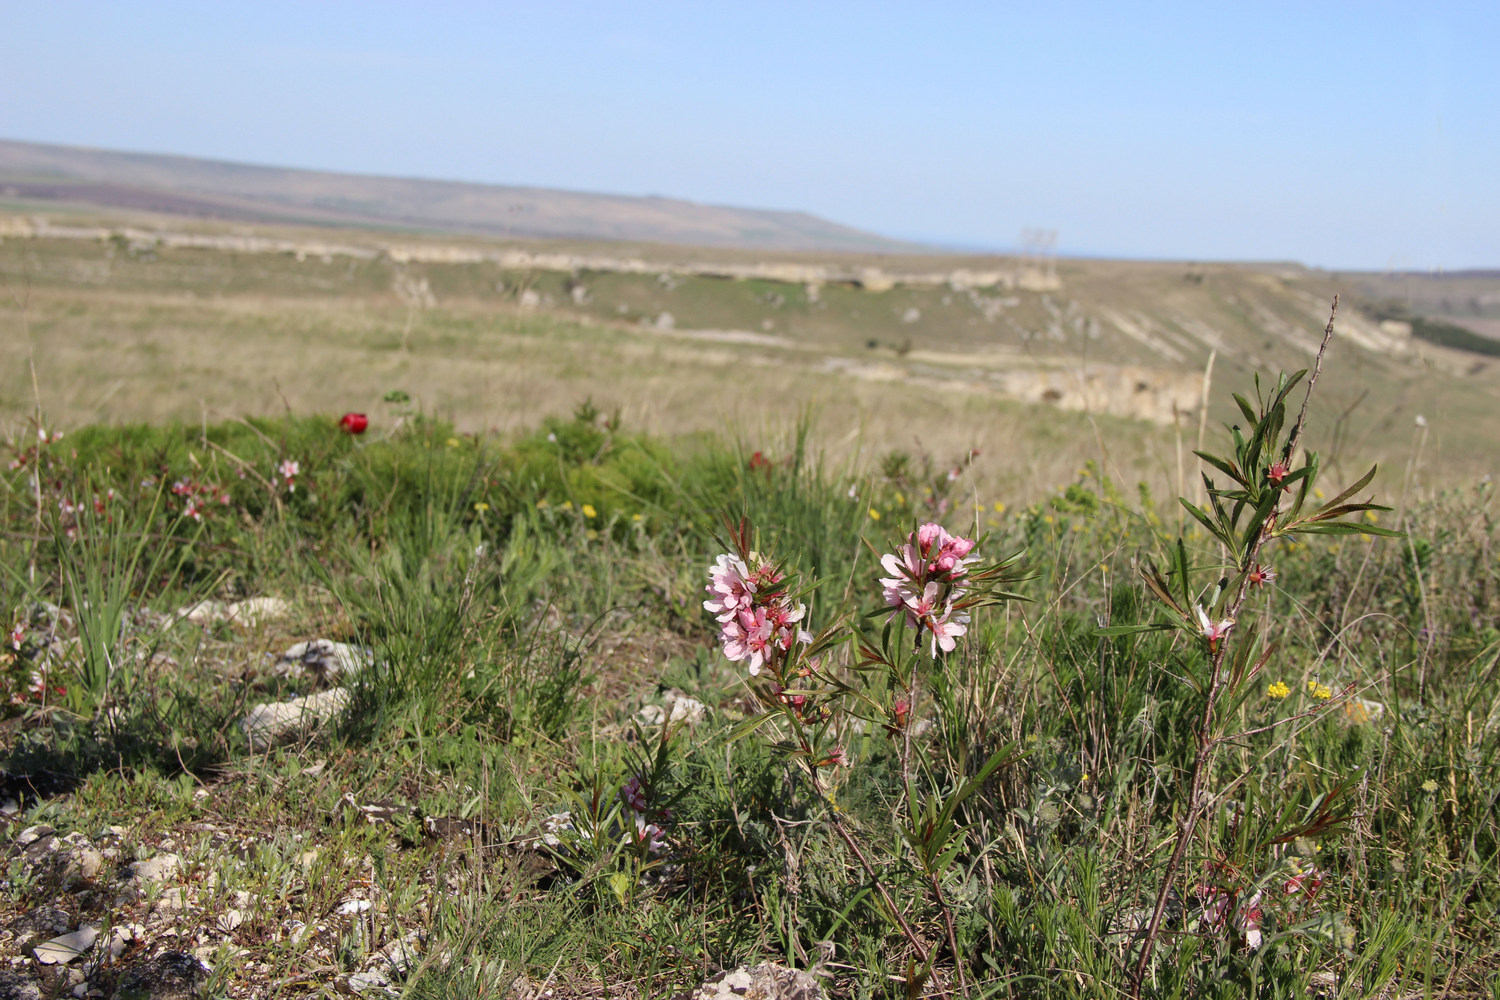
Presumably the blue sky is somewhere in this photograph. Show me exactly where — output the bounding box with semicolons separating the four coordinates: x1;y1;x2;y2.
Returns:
3;1;1497;268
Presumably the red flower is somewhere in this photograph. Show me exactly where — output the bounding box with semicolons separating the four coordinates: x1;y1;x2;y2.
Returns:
1266;462;1290;488
339;413;369;435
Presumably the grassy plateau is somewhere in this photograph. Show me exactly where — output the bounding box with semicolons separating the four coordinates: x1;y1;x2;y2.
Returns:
0;215;1496;999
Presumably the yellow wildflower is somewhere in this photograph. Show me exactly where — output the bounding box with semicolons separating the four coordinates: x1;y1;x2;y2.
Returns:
473;502;490;512
632;513;643;522
446;437;461;448
1266;681;1291;700
1306;680;1333;700
1364;510;1378;523
535;498;549;510
868;508;881;521
582;504;597;518
992;501;1005;514
561;500;573;511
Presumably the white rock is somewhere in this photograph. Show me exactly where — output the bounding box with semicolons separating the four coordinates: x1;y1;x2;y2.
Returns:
240;688;350;749
33;925;99;965
16;825;55;846
66;847;105;880
336;899;372;916
374;931;422;974
108;923;144;960
131;853;182;883
668;696;707;725
347;969;393;994
174;600;227;625
225;596;291;626
276;639;367;680
691;963;824;999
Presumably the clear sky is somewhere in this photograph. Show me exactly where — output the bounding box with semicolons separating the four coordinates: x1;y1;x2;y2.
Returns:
3;1;1497;269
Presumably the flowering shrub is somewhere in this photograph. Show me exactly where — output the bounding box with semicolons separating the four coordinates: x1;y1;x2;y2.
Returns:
702;515;1027;985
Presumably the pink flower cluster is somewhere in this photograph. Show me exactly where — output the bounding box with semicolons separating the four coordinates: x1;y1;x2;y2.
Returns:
278;459;301;493
171;478;231;522
619;774;668;853
879;523;976;655
705;553;811;676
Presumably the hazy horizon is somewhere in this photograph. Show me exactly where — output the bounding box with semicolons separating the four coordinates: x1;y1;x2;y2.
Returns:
3;1;1497;269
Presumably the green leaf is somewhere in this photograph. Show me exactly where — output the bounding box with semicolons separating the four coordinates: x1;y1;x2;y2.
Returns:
725;710;776;742
1094;623;1175;637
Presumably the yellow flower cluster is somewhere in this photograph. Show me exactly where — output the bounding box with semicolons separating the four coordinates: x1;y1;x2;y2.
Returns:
1307;680;1333;700
1266;681;1291;700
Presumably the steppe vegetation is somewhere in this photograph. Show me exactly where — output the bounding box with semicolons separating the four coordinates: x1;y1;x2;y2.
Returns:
0;307;1496;997
1;216;1498;998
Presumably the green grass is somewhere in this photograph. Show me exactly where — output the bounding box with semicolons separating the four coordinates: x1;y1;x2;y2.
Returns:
0;393;1496;999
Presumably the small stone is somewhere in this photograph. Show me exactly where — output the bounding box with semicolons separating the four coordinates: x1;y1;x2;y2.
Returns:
276;639;367;681
346;969;392;995
174;601;227;626
217;909;242;933
634;705;666;726
16;825;55;846
152;888;190;914
240;688;350;749
223;597;290;626
108;924;144;961
19;907;70;937
667;695;707;725
33;925;99;965
67;848;106;881
131;854;182;883
111;951;209;1000
0;971;41;1000
691;963;824;1000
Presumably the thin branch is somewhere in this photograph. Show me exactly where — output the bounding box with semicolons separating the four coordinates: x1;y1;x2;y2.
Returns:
1128;298;1339;998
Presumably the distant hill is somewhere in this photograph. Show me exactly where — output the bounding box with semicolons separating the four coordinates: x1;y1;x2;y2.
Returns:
0;138;917;253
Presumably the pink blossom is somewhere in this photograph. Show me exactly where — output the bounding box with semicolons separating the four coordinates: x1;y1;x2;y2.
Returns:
278;459;300;492
8;624;23;650
927;606;970;655
633;814;668;853
1195;605;1234;646
620;775;648;814
703;554;755;622
721;607;777;675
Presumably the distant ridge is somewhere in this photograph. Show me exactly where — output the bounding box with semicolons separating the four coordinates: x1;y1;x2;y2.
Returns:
0;138;918;253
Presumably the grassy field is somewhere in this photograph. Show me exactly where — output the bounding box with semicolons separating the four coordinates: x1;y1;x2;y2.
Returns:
0;354;1495;997
4;217;1499;508
0;216;1497;997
